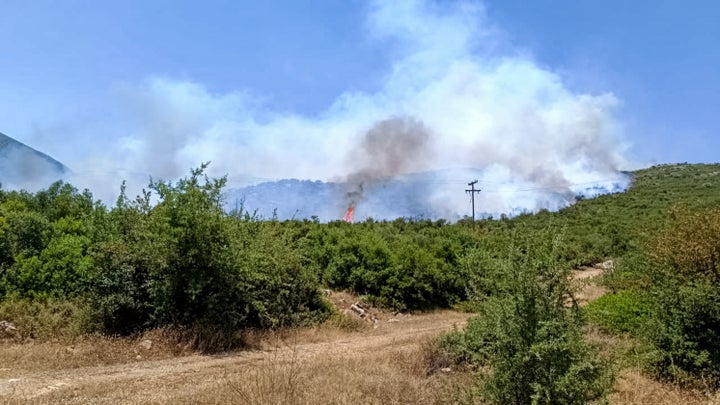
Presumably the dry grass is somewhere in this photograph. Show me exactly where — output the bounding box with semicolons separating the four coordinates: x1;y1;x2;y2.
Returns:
0;328;198;377
7;317;718;404
4;281;719;404
1;310;474;404
0;308;367;379
7;335;478;405
186;336;478;405
0;297;96;342
610;369;720;404
0;315;369;379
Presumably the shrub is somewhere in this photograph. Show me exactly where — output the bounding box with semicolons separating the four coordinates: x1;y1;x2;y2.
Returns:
601;252;650;292
92;168;332;334
648;207;720;280
308;223;469;311
143;166;253;330
584;290;651;334
643;207;720;383
237;223;331;328
2;218;95;298
442;231;613;404
645;276;720;383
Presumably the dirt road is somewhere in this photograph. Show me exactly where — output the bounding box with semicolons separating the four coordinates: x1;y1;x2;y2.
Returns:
0;266;609;404
10;262;704;404
1;311;471;404
572;261;611;306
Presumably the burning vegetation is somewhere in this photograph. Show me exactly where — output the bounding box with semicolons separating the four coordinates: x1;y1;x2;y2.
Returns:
341;116;432;221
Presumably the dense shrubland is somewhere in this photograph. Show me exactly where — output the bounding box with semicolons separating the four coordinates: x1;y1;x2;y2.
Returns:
0;165;480;336
0;166;331;337
1;162;720;399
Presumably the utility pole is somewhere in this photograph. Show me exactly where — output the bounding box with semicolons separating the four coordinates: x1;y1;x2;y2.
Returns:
465;180;481;223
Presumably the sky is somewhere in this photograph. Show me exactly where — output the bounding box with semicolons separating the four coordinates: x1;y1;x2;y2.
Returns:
0;0;718;206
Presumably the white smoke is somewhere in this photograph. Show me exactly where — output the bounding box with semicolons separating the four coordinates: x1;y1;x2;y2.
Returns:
62;0;629;218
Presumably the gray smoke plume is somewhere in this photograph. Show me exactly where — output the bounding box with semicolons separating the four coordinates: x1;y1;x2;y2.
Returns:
343;116;432;208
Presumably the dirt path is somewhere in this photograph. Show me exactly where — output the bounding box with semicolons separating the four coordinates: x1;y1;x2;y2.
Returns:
0;266;610;403
571;262;720;404
5;262;715;404
0;311;470;403
571;261;612;306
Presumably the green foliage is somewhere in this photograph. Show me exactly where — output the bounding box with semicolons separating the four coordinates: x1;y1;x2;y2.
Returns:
0;208;50;260
0;190;94;298
601;252;650;292
442;230;613;404
91;240;153;335
144;165;245;329
304;220;473;310
1;162;720;360
639;208;720;383
88;166;331;334
645;278;720;383
584;290;651;334
90;186;160;334
648;206;720;279
485;164;720;268
231;220;331;328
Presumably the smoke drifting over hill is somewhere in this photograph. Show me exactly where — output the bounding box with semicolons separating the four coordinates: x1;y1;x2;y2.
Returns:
11;0;630;219
344;117;432;209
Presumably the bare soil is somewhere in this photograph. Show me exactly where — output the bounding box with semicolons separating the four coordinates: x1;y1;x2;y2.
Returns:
572;265;608;306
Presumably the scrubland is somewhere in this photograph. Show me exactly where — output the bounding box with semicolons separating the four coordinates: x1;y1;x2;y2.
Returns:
2;163;720;403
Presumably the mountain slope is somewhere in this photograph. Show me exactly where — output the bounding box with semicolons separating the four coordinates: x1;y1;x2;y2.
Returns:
0;132;69;188
496;163;720;266
224;168;628;222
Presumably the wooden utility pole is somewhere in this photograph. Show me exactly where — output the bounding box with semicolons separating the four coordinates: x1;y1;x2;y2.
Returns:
465;180;481;223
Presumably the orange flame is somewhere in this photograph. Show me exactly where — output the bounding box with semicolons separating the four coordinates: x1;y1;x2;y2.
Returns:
343;205;355;223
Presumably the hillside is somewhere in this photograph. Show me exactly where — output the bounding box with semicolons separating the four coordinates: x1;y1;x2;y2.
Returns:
0;132;69;187
225;168;628;222
561;163;720;230
2;163;720;403
486;163;720;266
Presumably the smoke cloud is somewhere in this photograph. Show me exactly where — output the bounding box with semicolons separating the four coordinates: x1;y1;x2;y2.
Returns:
34;0;630;219
344;117;432;208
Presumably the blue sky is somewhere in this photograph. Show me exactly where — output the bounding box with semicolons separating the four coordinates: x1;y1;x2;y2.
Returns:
485;1;720;165
1;0;718;181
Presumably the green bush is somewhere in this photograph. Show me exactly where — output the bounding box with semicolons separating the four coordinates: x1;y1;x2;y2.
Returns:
584;290;651;334
145;167;247;330
442;231;613;404
90;167;331;334
2;162;720;346
601;252;650;292
642;208;720;383
234;221;331;328
646;277;720;383
306;221;470;310
1;214;94;298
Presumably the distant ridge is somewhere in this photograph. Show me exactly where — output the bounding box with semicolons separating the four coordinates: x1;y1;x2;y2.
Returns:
0;131;69;187
224;168;628;222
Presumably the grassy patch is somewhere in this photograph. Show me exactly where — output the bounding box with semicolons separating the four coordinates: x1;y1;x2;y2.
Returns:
0;296;98;341
584;290;651;335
